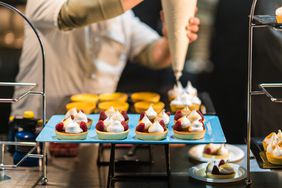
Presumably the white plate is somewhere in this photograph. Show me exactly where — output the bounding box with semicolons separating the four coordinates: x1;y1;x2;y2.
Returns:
188;163;247;183
188;144;245;162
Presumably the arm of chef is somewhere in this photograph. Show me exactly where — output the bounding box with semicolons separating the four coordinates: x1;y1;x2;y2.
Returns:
25;0;143;30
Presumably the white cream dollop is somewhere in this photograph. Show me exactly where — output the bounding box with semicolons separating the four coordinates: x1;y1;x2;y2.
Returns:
186;81;197;97
217;145;229;156
191;96;201;105
140;115;153;130
179;116;191;129
145;105;157;120
74;111;88;123
188;110;202;122
64;121;83;134
272;144;282;157
105;106;116;117
189;120;204;132
106;120;125;133
219;164;235;174
159;110;170;125
148;121;164;133
63;117;73;125
110;111;125;122
171;93;193;106
65;108;78;119
276;7;282;16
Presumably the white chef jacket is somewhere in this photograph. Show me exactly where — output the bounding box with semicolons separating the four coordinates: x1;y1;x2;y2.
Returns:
12;0;160;118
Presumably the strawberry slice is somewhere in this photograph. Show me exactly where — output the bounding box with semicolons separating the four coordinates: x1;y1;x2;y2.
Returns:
99;111;107;121
173;120;182;131
121;111;129;121
159;120;166;130
139;112;145;121
55;122;64;132
136;123;145;132
174;110;183;121
80;122;88;132
96;120;105;131
121;121;129;131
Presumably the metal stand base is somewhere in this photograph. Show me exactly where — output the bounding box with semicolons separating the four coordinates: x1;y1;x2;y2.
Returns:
0;169;11;182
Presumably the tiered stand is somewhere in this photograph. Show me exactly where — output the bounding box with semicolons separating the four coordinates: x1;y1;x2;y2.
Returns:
0;1;48;185
247;0;282;185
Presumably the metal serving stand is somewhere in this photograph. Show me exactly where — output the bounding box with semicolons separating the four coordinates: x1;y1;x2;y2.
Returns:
247;0;282;185
0;1;48;185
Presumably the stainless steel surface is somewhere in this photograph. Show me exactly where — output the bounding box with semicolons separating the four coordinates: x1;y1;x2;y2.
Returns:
188;163;247;183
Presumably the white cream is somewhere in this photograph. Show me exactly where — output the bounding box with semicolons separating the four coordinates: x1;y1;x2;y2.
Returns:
217;145;229;156
74;111;88;123
219;164;235;174
106;120;125;133
63;117;73;125
105;106;116;117
186;81;197;97
140;115;153;130
168;81;184;97
103;118;113;129
148;121;164;133
272;144;282;157
189;120;204;132
188;110;202;122
206;162;215;174
276;7;282;16
65;121;83;134
191;96;201;105
65;108;78;119
264;133;279;146
145;106;157;120
110;111;125;122
179;116;191;129
277;130;282;141
266;140;277;153
160;110;170;125
171;93;193;106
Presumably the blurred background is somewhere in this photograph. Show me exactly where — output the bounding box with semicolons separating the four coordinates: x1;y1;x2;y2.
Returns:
4;0;282;144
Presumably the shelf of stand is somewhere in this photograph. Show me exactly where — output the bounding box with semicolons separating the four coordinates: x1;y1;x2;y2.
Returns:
0;82;38;103
258;83;282;103
253;15;282;30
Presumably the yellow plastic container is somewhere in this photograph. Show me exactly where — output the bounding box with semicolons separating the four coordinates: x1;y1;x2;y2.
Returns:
70;94;99;104
131;92;160;103
99;92;128;102
98;101;129;112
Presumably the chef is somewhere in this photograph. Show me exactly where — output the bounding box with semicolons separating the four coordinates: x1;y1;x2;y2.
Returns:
12;0;200;117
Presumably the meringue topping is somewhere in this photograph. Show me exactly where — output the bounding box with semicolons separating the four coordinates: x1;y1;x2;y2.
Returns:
219;164;235;174
148;121;164;133
65;108;78;119
189;120;204;132
179;116;191;129
106;120;125;133
272;144;282;157
159;110;170;125
188;110;202;122
145;105;157;120
186;81;197;97
276;7;282;16
140;115;153;130
110;111;125;122
64;121;83;134
74;111;88;123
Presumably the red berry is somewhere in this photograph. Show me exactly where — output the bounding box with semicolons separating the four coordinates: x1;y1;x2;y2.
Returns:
56;122;64;132
121;121;129;131
80;122;88;132
166;112;171;116
159;120;166;130
139;112;145;120
173;121;182;131
174;110;183;121
96;120;105;131
136;123;145;132
80;109;84;113
71;115;74;120
204;148;212;154
121;111;129;121
219;160;225;166
211;166;220;175
99;111;107;121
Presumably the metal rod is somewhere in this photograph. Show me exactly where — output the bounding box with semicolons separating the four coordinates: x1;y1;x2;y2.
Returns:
0;144;4;169
0;141;37;147
246;0;258;185
14;146;37;167
0;82;37;87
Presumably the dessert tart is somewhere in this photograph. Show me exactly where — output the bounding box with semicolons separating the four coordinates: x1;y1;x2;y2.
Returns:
203;144;230;160
173;108;205;140
66;102;96;114
99;92;128;102
98;101;129;112
134;101;165;113
135;106;170;140
55;112;89;140
276;7;282;24
262;130;282;151
131;92;160;103
206;160;236;179
70;93;99;104
96;107;129;140
266;142;282;165
168;81;197;101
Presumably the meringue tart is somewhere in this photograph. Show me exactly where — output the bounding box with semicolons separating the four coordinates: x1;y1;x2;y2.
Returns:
173;129;206;140
96;129;129;140
56;131;88;140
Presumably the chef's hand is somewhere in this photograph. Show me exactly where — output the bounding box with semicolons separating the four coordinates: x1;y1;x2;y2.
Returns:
161;12;200;43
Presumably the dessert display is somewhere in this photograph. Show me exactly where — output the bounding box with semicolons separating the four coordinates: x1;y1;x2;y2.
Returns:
66;102;96;114
203;144;230;160
169;81;202;112
55;108;91;140
131;92;160;103
95;107;129;140
173;107;206;140
135;106;170;140
276;7;282;24
205;160;236;179
99;92;128;102
134;101;165;114
98;101;129;112
263;130;282;165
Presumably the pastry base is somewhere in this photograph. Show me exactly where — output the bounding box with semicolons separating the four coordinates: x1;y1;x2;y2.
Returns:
173;129;206;140
96;129;129;140
56;131;88;140
266;152;282;165
99;92;128;102
131;92;160;103
203;153;229;160
262;132;275;151
206;172;235;179
135;130;168;140
170;104;200;113
277;15;282;24
98;101;129;112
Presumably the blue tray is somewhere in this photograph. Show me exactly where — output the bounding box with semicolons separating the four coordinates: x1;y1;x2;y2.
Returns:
36;114;226;144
